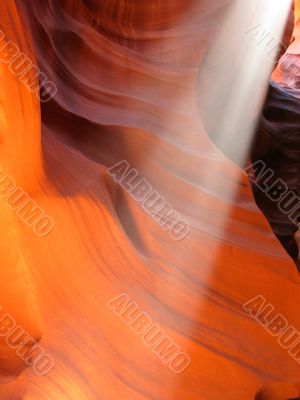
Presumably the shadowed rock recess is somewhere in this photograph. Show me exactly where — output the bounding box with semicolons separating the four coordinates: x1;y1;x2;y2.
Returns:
0;0;300;399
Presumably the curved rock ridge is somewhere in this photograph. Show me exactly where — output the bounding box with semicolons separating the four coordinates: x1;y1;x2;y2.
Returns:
0;0;43;385
1;1;300;399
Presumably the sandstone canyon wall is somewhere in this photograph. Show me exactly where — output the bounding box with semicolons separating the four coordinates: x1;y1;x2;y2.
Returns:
0;1;300;399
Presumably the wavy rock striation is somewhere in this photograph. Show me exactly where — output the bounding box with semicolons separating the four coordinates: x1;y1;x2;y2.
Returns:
0;1;300;399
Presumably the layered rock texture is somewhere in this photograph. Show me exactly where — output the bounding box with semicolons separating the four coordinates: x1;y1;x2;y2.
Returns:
1;1;300;399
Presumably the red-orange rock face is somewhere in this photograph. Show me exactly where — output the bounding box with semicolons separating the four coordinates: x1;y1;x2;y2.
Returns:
83;0;195;30
0;1;300;399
